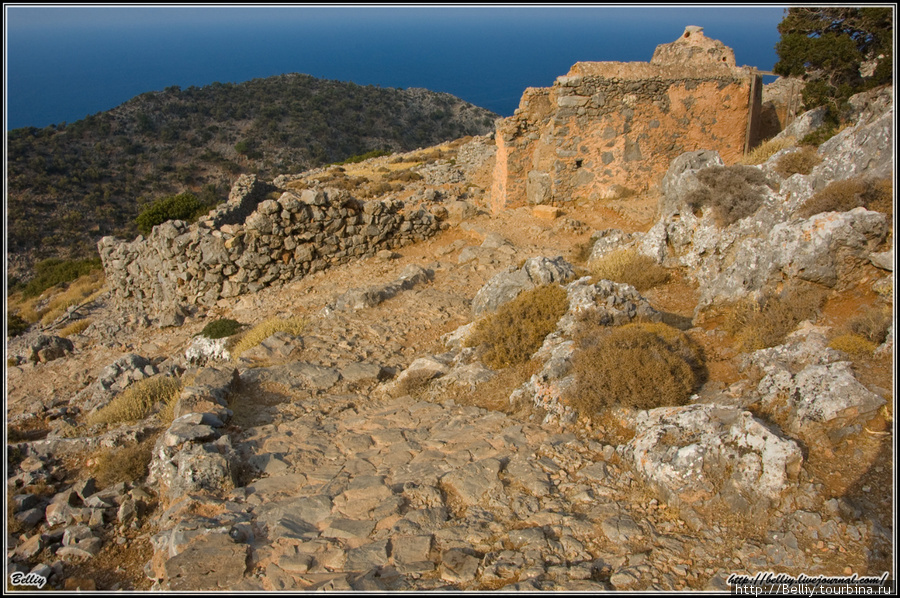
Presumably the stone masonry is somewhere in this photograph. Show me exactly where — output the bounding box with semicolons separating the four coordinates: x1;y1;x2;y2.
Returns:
99;176;441;319
490;26;763;211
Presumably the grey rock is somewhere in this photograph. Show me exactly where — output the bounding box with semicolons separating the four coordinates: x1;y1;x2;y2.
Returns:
472;256;575;315
629;403;803;526
773;106;828;142
28;335;75;364
161;533;249;591
440;548;481;584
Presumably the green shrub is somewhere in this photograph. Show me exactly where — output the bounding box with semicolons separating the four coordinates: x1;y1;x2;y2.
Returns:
800;122;844;147
200;318;243;339
798;177;893;219
7;312;29;337
722;282;827;353
569;321;705;414
590;249;669;292
335;149;392;165
21;257;103;298
774;145;822;177
685;165;776;227
87;375;182;426
465;285;569;369
135;192;209;235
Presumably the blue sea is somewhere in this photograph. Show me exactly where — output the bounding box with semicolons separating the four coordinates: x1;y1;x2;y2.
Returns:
5;6;787;130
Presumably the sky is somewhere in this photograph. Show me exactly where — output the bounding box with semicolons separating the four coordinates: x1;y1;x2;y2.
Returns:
4;4;790;129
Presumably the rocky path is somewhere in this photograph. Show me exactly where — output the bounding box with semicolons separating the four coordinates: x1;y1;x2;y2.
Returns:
8;202;892;591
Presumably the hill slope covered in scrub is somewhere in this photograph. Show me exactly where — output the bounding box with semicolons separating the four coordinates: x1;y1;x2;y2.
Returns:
6;73;498;283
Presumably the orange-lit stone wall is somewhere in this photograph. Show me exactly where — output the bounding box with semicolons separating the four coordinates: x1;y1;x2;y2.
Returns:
490;30;763;212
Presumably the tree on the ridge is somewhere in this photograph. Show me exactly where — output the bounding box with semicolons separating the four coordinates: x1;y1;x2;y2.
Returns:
773;7;893;115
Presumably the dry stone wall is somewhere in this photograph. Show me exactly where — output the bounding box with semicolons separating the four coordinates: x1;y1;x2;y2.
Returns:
99;178;440;320
490;27;763;211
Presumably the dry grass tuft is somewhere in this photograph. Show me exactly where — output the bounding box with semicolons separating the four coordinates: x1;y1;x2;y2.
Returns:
798;176;893;220
8;271;106;326
89;438;157;489
231;316;307;360
590;248;669;292
568;321;705;415
846;305;893;345
59;318;92;338
774;145;822;177
741;136;797;165
828;333;877;357
87;375;182;427
465;285;568;370
721;283;827;353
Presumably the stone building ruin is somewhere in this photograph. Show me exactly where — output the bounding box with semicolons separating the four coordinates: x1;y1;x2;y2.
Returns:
490;26;764;211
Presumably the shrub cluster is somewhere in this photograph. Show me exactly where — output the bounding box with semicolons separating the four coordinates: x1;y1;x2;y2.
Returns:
87;375;182;427
797;177;893;219
7;312;29;337
134;192;210;235
847;305;892;345
569;321;705;415
774;145;822;177
465;285;569;370
721;282;827;353
590;249;669;292
828;333;877;357
200;318;243;340
21;257;103;298
685;165;776;227
335;149;393;165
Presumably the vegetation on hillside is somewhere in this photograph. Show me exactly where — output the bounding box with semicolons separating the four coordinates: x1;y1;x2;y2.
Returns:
7;73;498;283
774;7;893;117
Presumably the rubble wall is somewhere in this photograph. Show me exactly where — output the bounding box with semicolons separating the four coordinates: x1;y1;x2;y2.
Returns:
98;178;440;318
491;28;763;211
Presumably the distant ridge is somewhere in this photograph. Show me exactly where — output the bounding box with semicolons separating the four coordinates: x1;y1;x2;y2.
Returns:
6;73;498;282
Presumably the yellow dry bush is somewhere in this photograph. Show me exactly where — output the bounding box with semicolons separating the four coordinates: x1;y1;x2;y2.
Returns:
590;248;669;292
828;333;877;357
569;321;705;415
59;319;92;338
89;438;157;489
741;136;797;165
87;375;182;427
35;272;107;325
774;145;821;177
798;176;893;220
722;283;827;353
231;316;307;360
465;285;568;370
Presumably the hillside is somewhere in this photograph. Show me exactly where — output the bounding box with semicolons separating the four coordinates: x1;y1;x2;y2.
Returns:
6;73;498;283
5;29;894;593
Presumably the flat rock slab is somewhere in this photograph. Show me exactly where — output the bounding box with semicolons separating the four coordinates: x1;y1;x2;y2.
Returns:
243;362;341;392
163;533;249;591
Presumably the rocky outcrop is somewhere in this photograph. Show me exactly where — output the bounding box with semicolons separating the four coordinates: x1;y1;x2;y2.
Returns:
490;27;762;211
640;86;892;309
99;185;441;322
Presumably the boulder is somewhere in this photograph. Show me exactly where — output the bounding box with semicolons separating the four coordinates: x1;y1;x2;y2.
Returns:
472;256;576;316
628;403;803;528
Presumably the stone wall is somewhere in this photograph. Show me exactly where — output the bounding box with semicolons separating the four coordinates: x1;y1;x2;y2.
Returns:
490;27;763;211
99;179;440;319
